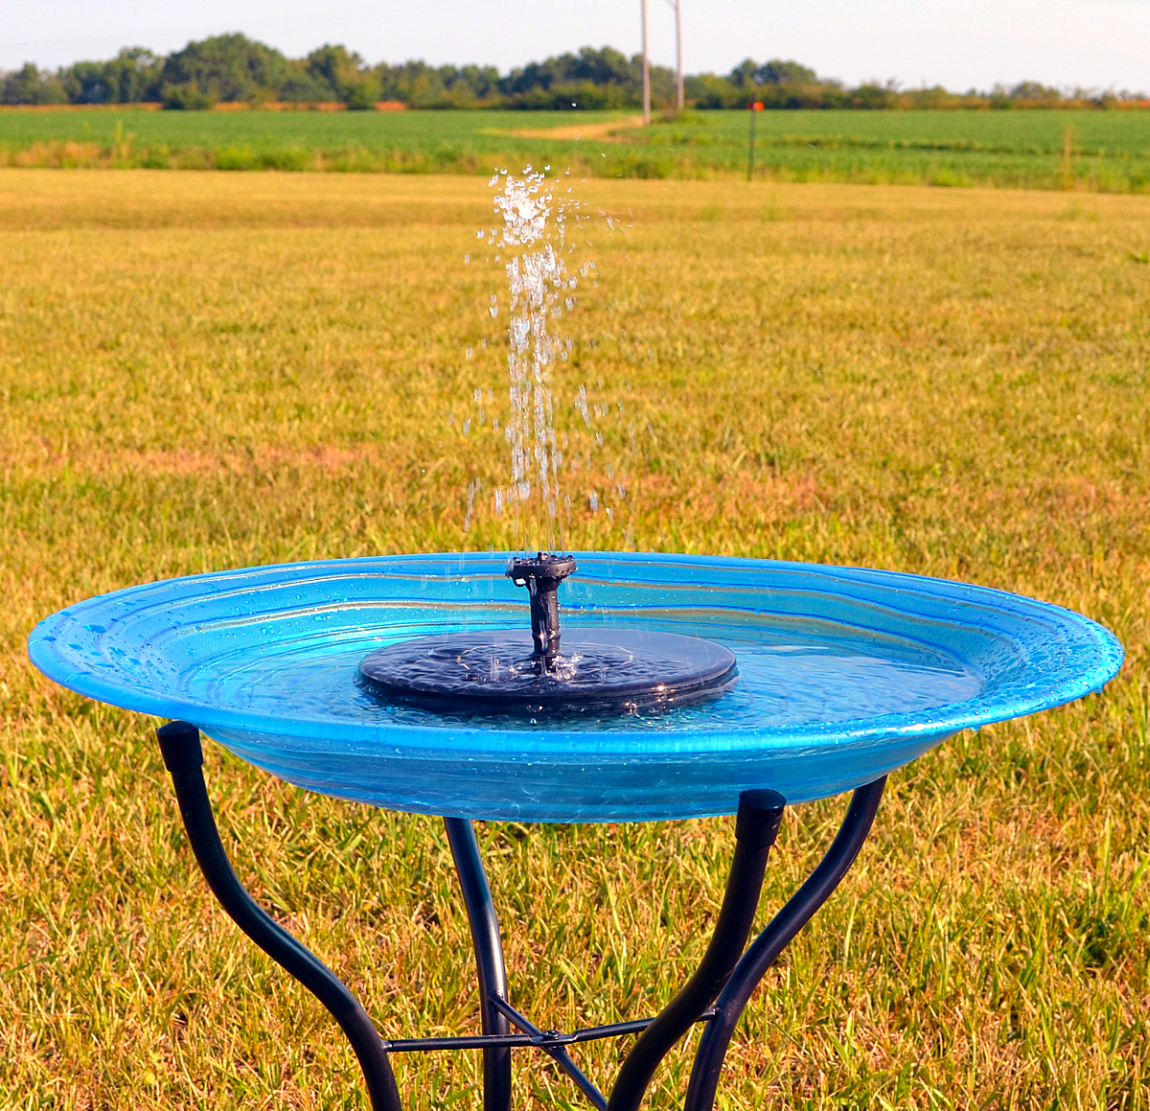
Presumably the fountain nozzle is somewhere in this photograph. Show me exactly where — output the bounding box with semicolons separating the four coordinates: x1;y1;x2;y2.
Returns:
506;553;577;665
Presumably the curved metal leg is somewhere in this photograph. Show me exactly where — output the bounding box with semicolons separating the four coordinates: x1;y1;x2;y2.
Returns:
157;721;403;1111
606;790;786;1111
444;817;514;1111
156;717;885;1111
683;777;887;1111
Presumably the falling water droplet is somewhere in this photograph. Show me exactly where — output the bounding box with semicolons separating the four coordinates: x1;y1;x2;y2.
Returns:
464;480;476;532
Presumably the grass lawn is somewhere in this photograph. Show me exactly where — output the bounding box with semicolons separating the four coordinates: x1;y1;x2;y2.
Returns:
3;107;1150;190
2;169;1149;1108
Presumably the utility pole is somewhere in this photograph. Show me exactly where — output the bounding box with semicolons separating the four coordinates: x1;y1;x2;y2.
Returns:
641;0;650;125
673;0;683;111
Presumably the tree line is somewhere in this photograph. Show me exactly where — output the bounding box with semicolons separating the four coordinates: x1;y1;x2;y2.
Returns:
0;35;1141;110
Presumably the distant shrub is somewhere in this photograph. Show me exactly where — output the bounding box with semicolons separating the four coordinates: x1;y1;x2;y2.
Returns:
259;146;312;171
214;144;255;170
161;82;215;110
344;83;377;111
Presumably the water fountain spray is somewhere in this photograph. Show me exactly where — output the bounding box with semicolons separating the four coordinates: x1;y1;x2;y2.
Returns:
356;168;739;715
491;165;573;551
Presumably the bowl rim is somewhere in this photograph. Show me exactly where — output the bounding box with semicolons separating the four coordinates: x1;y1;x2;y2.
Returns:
27;551;1125;757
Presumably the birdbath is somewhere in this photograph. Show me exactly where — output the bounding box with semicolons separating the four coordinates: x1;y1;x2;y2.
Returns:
28;550;1122;1110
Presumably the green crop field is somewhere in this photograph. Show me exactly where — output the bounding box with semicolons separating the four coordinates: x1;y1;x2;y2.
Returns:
646;109;1150;190
3;169;1149;1109
3;107;1150;190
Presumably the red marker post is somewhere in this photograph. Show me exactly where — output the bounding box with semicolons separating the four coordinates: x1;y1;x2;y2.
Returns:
747;100;765;182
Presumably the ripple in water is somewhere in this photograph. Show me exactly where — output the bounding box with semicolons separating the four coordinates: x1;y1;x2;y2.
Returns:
187;611;984;736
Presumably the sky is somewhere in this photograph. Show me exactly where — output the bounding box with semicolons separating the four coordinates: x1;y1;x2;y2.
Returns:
2;0;1148;94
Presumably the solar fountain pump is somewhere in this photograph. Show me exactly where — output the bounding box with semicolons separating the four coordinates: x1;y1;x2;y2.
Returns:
505;552;576;668
354;553;739;717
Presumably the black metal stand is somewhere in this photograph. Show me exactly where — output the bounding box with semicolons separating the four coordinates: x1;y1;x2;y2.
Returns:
156;721;886;1110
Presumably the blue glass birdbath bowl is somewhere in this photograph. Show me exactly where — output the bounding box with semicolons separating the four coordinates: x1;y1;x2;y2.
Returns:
26;552;1125;1110
27;552;1122;823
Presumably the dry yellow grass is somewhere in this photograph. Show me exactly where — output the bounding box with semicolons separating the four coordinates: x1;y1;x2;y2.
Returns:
2;170;1148;1109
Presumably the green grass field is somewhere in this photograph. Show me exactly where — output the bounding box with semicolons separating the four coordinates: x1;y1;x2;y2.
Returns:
3;107;1150;190
3;169;1149;1109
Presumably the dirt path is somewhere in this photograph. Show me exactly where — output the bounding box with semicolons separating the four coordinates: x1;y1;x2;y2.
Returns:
496;115;645;142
